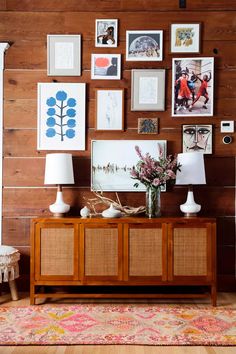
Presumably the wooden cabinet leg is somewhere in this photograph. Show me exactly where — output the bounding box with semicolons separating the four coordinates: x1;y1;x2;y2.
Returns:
211;285;217;306
9;280;18;301
30;284;35;305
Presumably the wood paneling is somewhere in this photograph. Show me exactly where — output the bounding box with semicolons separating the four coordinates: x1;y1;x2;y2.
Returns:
1;2;236;291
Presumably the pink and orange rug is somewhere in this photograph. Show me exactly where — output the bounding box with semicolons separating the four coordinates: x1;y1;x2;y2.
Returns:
0;304;235;346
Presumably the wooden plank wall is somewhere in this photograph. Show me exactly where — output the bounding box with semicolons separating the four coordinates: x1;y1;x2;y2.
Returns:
0;0;235;291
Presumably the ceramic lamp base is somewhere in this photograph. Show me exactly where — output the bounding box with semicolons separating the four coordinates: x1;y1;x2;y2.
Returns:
180;190;201;217
49;190;70;217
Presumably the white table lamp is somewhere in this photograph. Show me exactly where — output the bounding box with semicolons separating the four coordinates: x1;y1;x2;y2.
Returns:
176;152;206;217
44;153;74;217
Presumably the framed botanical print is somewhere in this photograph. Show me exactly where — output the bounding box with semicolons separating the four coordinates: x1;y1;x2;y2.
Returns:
170;23;201;53
95;19;118;47
138;118;158;134
131;69;165;111
95;88;124;131
126;30;163;61
91;54;121;80
182;124;213;154
172;57;214;117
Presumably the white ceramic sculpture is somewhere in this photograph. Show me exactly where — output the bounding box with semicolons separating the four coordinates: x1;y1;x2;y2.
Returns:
102;204;122;218
80;206;90;218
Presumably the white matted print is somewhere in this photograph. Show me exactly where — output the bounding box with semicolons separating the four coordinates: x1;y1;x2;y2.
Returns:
172;57;214;117
47;35;81;76
171;23;200;53
91;54;121;80
37;83;86;151
95;19;118;47
182;124;212;154
95;89;124;131
126;30;163;61
91;140;166;192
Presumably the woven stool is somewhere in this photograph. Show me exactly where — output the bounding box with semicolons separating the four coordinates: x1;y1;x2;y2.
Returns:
0;246;20;301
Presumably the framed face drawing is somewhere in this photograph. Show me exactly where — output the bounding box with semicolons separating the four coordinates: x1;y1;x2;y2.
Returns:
91;54;121;80
95;88;124;131
182;124;213;154
126;30;163;61
170;23;201;53
95;19;118;47
172;57;214;117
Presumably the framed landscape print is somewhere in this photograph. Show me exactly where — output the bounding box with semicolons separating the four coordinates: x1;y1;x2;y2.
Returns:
182;124;213;154
37;83;86;150
126;30;163;61
91;140;166;192
91;54;121;80
95;19;118;47
131;69;165;111
95;88;124;131
170;23;200;53
172;57;214;117
47;35;81;76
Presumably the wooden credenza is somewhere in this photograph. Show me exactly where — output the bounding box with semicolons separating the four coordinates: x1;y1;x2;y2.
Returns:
30;217;217;305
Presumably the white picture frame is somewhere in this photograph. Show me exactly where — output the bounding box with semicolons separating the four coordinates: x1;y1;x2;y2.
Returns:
95;88;124;131
91;54;121;80
182;124;213;154
47;35;81;76
131;69;165;111
95;19;118;47
126;30;163;61
91;140;167;192
37;83;86;151
170;23;201;53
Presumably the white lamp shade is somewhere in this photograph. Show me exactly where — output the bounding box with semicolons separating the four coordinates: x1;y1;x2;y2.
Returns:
44;153;74;185
176;152;206;185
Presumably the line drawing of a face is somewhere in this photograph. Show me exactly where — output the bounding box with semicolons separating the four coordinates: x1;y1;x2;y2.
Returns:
182;124;212;154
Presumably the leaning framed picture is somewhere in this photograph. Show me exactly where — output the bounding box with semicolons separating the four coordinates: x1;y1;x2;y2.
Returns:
131;69;165;111
47;35;81;76
91;140;166;192
37;83;86;150
170;23;201;53
91;54;121;80
95;88;124;131
126;30;163;61
172;57;214;117
182;124;213;154
95;19;118;47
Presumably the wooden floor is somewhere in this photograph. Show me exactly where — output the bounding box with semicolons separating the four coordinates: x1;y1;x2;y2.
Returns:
0;292;235;354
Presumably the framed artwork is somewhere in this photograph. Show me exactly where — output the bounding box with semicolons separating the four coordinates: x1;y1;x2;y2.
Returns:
95;19;118;47
170;23;201;53
172;57;214;117
131;69;165;111
91;54;121;80
91;140;167;192
37;83;86;151
47;35;81;76
95;88;124;131
138;118;158;134
182;124;213;154
126;30;163;61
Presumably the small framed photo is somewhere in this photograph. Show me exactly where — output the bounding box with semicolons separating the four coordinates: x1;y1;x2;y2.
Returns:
95;88;124;131
182;124;213;154
131;69;165;111
126;30;163;61
47;35;81;76
91;54;121;80
138;118;158;134
172;57;214;117
95;19;118;47
170;23;201;53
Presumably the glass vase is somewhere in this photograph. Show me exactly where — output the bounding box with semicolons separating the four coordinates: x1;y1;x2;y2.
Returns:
145;187;161;218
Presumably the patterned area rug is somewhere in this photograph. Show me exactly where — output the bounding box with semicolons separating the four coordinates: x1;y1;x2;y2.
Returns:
0;304;235;345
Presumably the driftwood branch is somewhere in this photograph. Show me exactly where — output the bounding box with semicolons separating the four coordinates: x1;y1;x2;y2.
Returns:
85;190;146;216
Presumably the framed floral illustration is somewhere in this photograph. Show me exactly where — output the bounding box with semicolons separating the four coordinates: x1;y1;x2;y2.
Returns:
95;88;124;131
138;118;158;134
95;19;118;47
172;57;214;117
37;83;86;151
182;124;213;154
91;54;121;80
126;30;163;61
170;23;201;53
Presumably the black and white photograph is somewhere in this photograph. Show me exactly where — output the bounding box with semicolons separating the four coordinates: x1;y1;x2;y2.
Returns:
95;19;118;47
126;30;163;61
